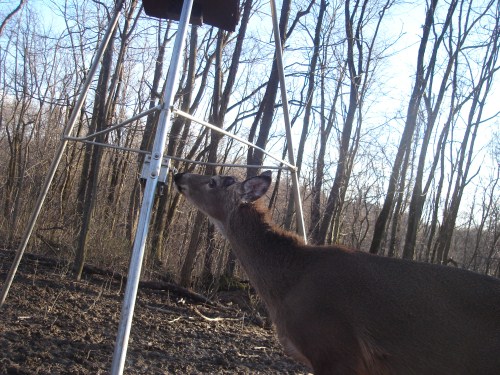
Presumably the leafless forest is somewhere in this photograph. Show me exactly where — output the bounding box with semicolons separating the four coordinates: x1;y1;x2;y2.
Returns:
0;0;499;291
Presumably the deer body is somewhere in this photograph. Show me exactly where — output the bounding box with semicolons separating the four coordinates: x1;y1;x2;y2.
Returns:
174;171;500;375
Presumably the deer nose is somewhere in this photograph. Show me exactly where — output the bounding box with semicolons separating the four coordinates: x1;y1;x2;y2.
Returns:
173;173;185;193
173;172;187;191
173;172;185;184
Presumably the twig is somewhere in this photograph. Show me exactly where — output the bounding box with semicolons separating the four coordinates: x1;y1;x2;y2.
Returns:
167;317;182;324
85;282;104;312
192;306;241;322
145;304;178;315
144;305;184;324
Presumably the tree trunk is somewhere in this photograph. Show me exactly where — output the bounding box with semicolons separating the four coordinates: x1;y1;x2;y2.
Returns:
105;0;140;208
283;0;326;230
149;24;199;266
433;0;499;263
312;0;365;244
74;2;121;279
402;0;465;259
126;21;172;243
246;0;292;178
370;0;439;254
179;211;205;287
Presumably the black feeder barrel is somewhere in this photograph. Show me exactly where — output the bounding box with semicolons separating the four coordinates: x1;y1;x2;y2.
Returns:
142;0;240;32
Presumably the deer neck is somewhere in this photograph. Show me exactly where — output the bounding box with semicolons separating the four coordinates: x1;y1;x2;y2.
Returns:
221;202;304;306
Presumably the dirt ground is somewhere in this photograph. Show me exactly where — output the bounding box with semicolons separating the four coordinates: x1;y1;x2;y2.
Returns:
0;249;310;374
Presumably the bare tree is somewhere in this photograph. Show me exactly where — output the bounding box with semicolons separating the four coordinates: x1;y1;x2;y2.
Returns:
370;0;443;254
433;12;500;264
73;0;125;279
105;0;140;209
282;0;327;230
246;0;313;178
179;0;255;287
126;19;174;243
403;0;499;260
311;0;393;245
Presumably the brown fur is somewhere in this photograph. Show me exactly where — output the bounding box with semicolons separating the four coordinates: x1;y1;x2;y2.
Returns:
174;172;500;375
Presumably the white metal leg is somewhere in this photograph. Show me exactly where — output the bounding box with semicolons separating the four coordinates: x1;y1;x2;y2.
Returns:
109;0;194;373
269;0;307;243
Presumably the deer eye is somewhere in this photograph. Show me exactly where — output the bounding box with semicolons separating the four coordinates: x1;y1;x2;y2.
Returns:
208;178;217;188
222;176;236;187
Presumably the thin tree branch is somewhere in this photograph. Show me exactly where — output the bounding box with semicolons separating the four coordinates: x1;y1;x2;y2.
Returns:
0;0;28;36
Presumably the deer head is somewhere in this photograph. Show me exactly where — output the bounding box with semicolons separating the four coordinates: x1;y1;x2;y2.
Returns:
173;171;272;229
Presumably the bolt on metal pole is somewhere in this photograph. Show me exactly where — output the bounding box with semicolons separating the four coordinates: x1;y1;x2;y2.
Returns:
0;1;124;308
109;0;194;373
269;0;307;243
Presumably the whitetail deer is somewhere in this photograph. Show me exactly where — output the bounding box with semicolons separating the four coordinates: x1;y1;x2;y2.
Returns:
173;171;500;375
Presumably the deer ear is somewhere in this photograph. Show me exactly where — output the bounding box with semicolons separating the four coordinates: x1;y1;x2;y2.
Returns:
240;173;272;203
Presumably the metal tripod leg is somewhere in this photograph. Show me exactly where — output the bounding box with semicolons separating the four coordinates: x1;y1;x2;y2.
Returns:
269;0;307;243
110;0;194;374
0;2;124;308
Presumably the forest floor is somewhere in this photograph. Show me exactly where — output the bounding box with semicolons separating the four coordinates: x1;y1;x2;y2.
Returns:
0;249;309;374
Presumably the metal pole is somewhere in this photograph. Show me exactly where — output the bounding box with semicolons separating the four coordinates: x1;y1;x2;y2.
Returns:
0;2;124;308
269;0;307;243
109;0;194;373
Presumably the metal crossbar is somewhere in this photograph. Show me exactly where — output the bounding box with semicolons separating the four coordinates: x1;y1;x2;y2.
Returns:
63;105;296;172
64;138;288;171
172;108;297;170
66;105;162;142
